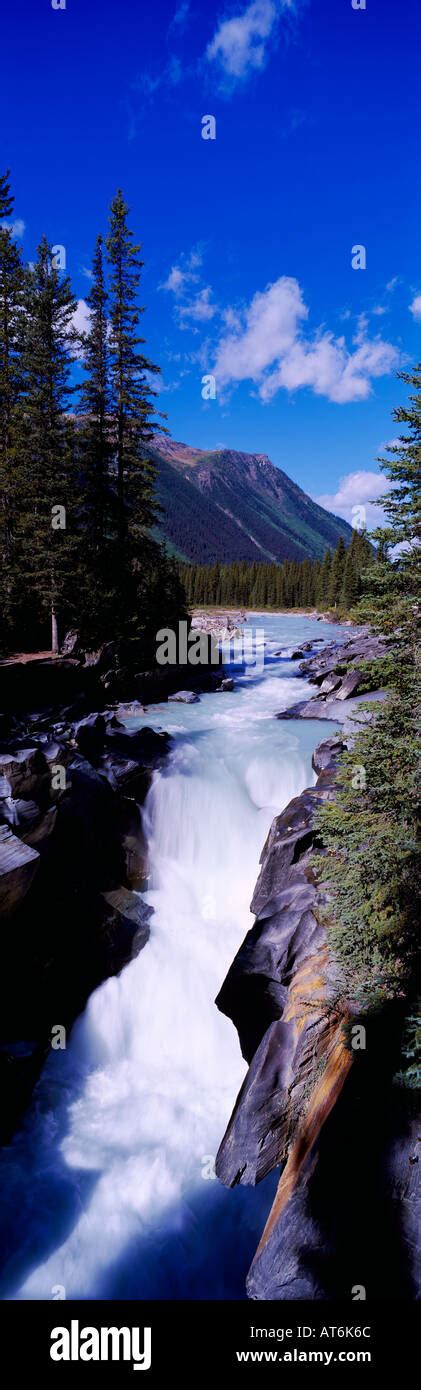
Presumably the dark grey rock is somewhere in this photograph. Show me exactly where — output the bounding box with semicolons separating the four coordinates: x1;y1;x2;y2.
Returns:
334;669;363;700
100;886;152;961
104;726;170;762
168;690;200;703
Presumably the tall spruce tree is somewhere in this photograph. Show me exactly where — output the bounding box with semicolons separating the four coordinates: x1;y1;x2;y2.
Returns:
0;171;25;646
14;237;78;651
105;189;186;651
106;191;161;543
328;535;346;607
78;234;118;641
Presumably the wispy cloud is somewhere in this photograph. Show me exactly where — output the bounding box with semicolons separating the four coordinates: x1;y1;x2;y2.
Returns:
168;0;191;32
179;286;218;324
160;248;203;296
160;248;217;327
212;276;399;404
409;294;421;322
206;0;300;85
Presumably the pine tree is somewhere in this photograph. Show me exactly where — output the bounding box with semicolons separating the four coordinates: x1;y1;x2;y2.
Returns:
317;548;332;607
341;542;360;609
77;234;118;641
106;191;161;540
356;365;421;642
0;170;13;220
328;535;346;607
0;171;25;646
105;189;188;651
14;237;79;651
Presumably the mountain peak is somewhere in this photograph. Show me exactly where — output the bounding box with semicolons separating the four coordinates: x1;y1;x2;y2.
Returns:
149;436;351;566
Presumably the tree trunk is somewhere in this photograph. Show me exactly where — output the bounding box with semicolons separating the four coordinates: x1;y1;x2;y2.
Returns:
51;607;58;655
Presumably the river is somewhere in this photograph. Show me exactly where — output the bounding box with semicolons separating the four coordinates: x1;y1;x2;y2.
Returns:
0;613;344;1301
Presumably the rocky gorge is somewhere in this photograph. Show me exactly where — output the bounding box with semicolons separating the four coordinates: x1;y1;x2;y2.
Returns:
215;628;419;1300
0;616;417;1303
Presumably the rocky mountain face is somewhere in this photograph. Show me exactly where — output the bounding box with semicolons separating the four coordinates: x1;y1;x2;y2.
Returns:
149;437;353;564
215;634;419;1300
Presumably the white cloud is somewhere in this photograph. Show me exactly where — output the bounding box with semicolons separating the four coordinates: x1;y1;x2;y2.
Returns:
206;0;296;82
213;275;399;404
215;276;307;382
160;248;203;297
207;1;277;79
1;217;25;238
314;471;391;529
179;286;217;323
409;294;421;322
162;265;190;294
160;249;217;327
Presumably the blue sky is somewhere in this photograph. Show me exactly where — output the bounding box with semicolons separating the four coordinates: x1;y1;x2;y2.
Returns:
2;0;420;528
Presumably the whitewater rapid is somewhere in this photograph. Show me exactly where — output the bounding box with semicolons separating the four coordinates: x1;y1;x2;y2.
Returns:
0;615;343;1300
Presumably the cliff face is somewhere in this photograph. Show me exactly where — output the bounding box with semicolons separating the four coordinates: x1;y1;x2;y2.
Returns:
215;734;355;1296
215;650;419;1300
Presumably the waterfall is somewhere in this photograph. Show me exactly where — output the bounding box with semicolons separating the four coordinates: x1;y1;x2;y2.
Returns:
0;616;343;1301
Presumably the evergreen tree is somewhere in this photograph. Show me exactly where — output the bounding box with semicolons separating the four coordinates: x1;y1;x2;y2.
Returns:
106;191;161;540
13;237;78;651
328;535;346;607
341;541;360;609
105;189;188;652
315;366;421;1010
106;189;172;646
0;169;13;219
0;171;25;646
317;548;332;607
78;234;118;641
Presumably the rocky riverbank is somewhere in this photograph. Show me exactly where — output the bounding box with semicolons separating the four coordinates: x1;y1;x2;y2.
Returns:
277;626;389;725
215;626;418;1299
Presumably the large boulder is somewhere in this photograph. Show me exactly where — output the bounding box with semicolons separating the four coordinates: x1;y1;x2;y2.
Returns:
168;690;200;703
74;712;107;762
100;886;152;964
0;748;50;801
0;826;39;915
334;669;363;700
104;726;170;762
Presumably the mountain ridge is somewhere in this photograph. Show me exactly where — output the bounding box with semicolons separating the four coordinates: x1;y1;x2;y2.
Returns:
149;436;353;565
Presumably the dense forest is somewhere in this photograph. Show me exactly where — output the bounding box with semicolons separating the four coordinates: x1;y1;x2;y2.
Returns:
179;528;373;611
0;170;186;662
